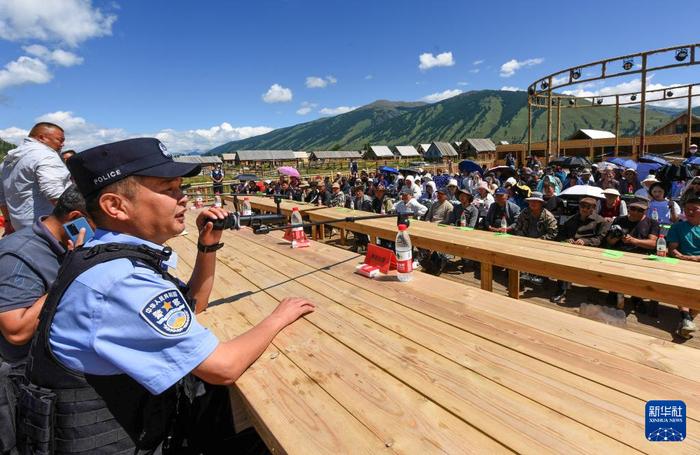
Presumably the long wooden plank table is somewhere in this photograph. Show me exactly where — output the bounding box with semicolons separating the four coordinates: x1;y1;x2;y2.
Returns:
305;207;700;310
165;214;700;454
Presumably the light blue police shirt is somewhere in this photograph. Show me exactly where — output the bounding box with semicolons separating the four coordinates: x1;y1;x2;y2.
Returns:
49;229;220;395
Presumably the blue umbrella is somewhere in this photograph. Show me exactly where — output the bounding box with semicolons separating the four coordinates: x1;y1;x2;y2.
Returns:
458;159;483;174
683;156;700;166
607;157;637;170
638;154;668;166
635;162;663;181
378;165;399;174
605;157;637;169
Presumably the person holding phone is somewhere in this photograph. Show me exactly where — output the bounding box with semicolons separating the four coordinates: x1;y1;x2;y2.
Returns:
0;185;90;364
0;185;91;453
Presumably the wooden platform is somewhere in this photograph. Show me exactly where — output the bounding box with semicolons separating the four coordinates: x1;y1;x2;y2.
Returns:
166;213;700;454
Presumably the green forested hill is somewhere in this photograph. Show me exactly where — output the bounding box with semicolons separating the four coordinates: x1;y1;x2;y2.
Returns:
0;138;16;160
210;90;672;153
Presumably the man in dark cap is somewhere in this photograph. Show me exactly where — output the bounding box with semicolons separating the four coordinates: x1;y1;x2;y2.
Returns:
19;138;315;453
550;196;610;303
603;198;660;312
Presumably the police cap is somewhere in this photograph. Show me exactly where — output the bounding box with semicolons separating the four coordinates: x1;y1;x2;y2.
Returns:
68;138;201;196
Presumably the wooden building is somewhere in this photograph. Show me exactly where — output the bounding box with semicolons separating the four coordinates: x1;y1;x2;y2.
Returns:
235;150;297;167
458;138;497;161
364;145;395;160
173;155;222;173
417;144;431;155
568;129;616;140
424;142;458;161
310;150;363;162
393;145;421;159
221;153;237;166
653;113;700;136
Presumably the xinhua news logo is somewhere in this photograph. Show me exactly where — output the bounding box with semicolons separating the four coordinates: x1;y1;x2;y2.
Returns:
645;400;686;442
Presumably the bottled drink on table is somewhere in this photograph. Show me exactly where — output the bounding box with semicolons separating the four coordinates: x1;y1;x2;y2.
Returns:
291;207;303;248
395;224;413;282
242;197;252;216
500;215;508;232
656;234;667;257
460;211;467;227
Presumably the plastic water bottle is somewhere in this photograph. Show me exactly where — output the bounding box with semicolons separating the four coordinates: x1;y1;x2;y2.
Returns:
651;208;659;223
656;234;667;257
242;197;252;216
459;211;467;227
380;201;386;214
290;207;303;248
395;224;413;282
500;215;508;232
214;195;222;208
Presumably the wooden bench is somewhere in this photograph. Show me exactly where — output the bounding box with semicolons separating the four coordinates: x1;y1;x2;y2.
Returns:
305;207;700;310
164;214;700;454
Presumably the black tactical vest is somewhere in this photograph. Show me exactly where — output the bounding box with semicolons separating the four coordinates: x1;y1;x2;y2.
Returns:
18;243;197;454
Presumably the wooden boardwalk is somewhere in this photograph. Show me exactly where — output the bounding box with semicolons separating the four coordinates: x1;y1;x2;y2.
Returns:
166;213;700;454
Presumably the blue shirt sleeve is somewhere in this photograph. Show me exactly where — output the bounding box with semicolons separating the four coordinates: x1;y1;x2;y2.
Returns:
91;266;219;394
0;255;46;313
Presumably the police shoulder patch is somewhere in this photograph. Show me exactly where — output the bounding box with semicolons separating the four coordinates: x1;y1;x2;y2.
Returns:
140;289;192;337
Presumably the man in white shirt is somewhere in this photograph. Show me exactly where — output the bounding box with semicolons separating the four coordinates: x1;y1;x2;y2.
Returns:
0;123;71;232
393;187;427;219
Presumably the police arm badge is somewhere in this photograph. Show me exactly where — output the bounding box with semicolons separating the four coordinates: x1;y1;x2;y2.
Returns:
140;289;192;336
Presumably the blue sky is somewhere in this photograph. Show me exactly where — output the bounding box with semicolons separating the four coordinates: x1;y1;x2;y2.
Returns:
1;0;699;152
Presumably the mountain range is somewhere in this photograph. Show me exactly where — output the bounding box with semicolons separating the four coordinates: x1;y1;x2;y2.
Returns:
208;90;685;154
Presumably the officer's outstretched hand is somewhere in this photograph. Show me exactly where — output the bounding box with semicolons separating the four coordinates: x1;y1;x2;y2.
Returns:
197;207;228;245
268;297;316;328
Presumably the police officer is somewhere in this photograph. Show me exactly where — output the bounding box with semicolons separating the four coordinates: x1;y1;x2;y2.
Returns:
20;138;315;454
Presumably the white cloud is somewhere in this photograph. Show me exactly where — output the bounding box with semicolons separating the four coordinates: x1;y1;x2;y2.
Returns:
155;124;274;153
0;126;28;144
457;81;469;86
499;57;544;77
262;83;293;103
0;56;52;90
364;74;373;80
421;89;462;103
0;111;273;153
500;86;523;92
561;76;698;109
305;75;337;89
468;68;480;74
23;44;83;67
418;51;455;70
318;106;358;116
473;59;484;65
296;101;317;115
0;0;117;47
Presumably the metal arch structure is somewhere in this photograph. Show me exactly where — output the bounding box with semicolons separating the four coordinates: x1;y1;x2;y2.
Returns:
526;43;700;159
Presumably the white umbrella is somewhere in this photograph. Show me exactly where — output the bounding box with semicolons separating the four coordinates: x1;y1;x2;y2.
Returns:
595;161;618;171
559;184;605;199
